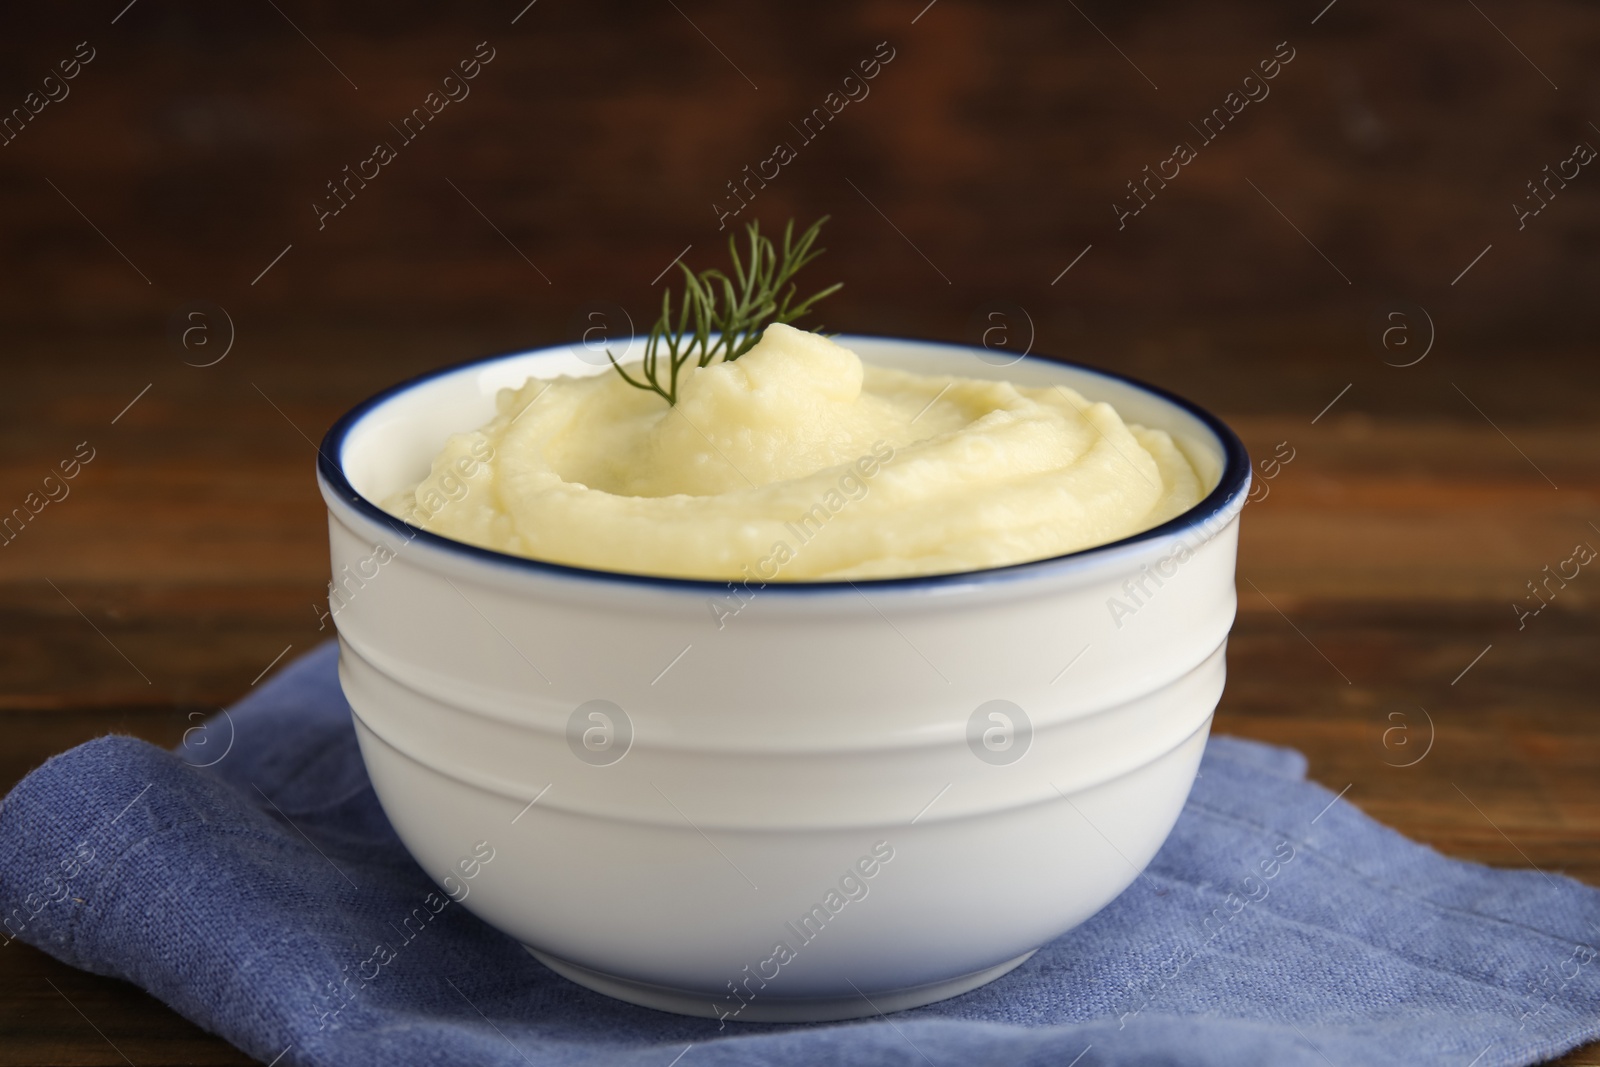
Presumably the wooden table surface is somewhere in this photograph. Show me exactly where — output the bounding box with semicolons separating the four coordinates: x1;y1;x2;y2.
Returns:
2;2;1597;1063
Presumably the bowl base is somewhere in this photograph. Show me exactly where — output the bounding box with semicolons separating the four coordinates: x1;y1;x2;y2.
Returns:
525;945;1037;1023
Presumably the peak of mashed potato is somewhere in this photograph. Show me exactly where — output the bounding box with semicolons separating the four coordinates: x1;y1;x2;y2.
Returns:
383;325;1208;581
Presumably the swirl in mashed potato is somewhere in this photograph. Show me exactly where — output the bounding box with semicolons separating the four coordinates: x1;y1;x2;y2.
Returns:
383;324;1208;581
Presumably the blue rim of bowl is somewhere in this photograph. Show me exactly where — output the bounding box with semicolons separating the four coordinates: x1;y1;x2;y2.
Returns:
316;334;1252;595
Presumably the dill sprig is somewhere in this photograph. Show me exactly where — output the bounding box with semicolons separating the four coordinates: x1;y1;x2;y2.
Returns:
607;217;842;405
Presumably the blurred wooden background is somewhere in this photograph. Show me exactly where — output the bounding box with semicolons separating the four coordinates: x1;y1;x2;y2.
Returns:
1;1;1597;1063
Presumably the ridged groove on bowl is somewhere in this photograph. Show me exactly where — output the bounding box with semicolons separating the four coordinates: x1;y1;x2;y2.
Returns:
339;636;1224;830
322;502;1240;754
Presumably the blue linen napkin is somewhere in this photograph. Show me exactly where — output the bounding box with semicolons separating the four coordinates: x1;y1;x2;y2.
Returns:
2;642;1597;1067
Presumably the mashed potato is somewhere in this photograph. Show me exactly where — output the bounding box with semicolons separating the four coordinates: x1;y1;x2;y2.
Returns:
384;325;1207;580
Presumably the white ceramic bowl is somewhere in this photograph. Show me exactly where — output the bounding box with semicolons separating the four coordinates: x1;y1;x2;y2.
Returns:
316;335;1250;1023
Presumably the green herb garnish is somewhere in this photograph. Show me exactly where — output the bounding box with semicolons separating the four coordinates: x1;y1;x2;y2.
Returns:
607;217;842;405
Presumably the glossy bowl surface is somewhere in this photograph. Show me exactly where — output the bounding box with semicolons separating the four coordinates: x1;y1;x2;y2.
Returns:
317;335;1250;1021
